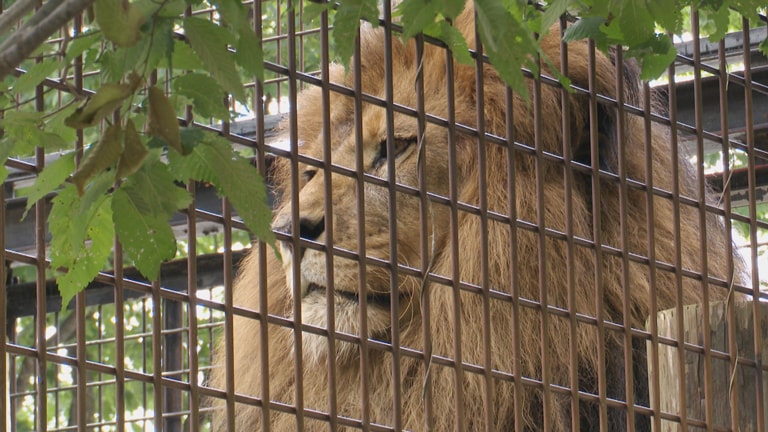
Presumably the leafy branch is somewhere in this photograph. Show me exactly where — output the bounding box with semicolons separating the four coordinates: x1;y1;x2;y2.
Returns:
1;0;766;309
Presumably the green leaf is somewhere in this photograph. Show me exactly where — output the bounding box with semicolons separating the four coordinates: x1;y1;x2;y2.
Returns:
646;0;682;34
398;0;441;39
64;31;102;63
616;0;656;46
95;0;146;47
0;111;68;154
424;20;473;65
541;0;569;33
18;152;76;219
0;138;16;183
50;178;114;311
563;16;607;42
173;73;229;120
183;17;246;102
760;37;768;57
303;2;334;24
474;0;539;99
146;17;176;72
167;39;205;71
167;132;275;248
627;33;677;80
14;59;60;95
332;0;380;64
112;157;191;279
703;4;731;42
235;27;264;81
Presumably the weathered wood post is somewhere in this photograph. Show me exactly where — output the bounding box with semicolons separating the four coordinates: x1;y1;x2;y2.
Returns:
648;301;767;431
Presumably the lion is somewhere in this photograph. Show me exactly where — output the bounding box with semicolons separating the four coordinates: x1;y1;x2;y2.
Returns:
209;5;743;431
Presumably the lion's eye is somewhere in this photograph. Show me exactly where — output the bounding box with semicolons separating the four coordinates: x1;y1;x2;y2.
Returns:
373;137;416;168
302;170;317;182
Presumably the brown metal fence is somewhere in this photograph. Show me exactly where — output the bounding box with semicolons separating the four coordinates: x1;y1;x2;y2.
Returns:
2;1;768;431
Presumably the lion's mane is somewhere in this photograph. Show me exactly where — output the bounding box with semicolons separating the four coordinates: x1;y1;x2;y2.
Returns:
210;6;740;431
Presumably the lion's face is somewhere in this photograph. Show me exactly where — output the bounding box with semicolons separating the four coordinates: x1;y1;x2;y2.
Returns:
271;77;456;362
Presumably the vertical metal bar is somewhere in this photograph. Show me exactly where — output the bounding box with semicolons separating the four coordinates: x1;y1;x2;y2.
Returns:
531;42;551;432
504;72;523;432
716;35;740;432
613;48;635;428
352;23;372;431
318;5;339;429
381;2;403;428
0;186;7;432
558;17;579;430
163;297;182;431
152;280;164;432
742;18;766;432
444;32;465;432
75;285;86;432
413;32;434;430
113;239;126;432
72;11;88;430
471;19;494;432
285;0;306;427
252;0;272;429
34;48;49;432
641;79;661;432
185;190;200;432
689;11;714;431
586;39;608;432
665;36;689;431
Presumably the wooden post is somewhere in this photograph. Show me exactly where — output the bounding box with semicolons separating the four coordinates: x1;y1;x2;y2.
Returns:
648;301;767;431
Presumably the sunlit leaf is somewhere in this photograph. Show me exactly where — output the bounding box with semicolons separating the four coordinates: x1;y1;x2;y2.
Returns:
173;73;229;120
235;27;264;81
64;31;102;63
425;20;473;65
14;59;60;95
113;158;190;280
332;0;379;65
474;0;539;99
167;132;275;248
18;152;76;218
183;17;246;102
50;177;114;311
95;0;146;47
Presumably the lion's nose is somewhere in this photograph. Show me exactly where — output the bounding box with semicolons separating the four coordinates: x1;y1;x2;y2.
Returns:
275;217;325;259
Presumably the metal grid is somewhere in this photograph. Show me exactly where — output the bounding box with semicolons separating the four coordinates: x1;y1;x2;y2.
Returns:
1;1;767;432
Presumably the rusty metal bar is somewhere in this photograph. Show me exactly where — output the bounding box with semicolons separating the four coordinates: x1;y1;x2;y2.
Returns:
743;17;767;432
285;0;306;429
690;10;716;431
444;26;465;432
317;4;340;429
413;32;434;430
666;31;690;431
351;20;373;431
381;2;404;429
471;16;494;432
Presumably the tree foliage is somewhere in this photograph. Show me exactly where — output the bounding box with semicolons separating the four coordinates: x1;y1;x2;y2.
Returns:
0;0;766;308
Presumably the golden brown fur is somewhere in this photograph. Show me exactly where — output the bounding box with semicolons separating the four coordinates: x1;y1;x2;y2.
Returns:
210;6;741;431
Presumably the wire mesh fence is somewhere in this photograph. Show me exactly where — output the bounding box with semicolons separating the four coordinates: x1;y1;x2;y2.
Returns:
1;1;768;431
